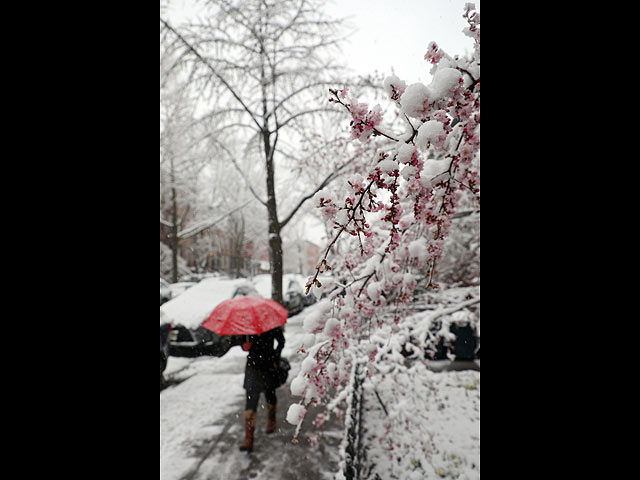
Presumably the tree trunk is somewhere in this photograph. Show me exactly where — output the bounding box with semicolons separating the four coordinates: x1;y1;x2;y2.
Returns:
234;215;245;278
170;156;179;283
269;222;283;305
264;129;283;305
258;26;284;305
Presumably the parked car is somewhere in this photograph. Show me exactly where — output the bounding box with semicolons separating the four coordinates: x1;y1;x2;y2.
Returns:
232;283;261;298
160;278;172;305
425;320;479;361
168;281;197;299
302;290;317;307
283;280;305;315
166;282;257;359
168;324;242;358
160;321;172;390
284;290;304;315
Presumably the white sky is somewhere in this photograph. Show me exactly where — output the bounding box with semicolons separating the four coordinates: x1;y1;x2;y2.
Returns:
324;0;479;83
165;0;479;84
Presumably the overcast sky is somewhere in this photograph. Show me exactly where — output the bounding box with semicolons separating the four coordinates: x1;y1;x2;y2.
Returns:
165;0;479;84
324;0;479;83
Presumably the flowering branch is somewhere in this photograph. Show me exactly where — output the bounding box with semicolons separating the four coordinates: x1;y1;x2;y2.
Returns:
288;6;480;463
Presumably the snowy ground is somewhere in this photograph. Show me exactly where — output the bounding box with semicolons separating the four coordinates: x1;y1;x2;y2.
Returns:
161;274;342;480
160;275;479;479
161;306;343;480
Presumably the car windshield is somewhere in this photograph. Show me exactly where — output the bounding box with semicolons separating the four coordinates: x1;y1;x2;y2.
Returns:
232;285;258;297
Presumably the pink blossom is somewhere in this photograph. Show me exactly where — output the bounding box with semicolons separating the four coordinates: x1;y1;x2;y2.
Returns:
348;175;366;194
321;204;338;221
424;41;444;64
349;103;382;140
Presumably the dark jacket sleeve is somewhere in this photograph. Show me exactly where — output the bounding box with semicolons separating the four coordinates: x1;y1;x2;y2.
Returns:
274;327;285;357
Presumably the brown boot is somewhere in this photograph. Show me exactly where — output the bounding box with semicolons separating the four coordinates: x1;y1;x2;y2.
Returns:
266;403;277;434
239;410;256;452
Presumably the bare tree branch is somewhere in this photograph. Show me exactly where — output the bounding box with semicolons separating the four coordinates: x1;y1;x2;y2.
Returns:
160;17;263;132
280;154;358;229
177;199;253;240
275;107;338;132
209;138;268;207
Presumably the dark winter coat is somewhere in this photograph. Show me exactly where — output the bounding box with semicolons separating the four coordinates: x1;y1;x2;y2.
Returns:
242;327;285;392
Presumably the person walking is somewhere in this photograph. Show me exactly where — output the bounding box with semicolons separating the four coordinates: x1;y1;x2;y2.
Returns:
239;325;285;452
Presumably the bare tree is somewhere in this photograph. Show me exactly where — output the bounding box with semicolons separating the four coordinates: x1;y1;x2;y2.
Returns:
161;69;258;281
160;82;203;282
160;0;353;303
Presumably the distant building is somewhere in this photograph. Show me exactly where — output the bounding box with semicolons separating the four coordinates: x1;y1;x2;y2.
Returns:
283;239;322;276
160;217;322;278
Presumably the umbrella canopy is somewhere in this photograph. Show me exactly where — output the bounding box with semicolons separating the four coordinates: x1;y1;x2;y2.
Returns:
202;296;288;336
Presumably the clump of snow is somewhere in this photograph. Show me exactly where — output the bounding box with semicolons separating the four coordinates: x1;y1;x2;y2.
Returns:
300;355;317;375
416;120;446;150
400;165;418;180
400;68;462;120
400;83;430;118
286;403;306;425
408;238;428;262
323;317;340;337
396;143;415;164
366;281;381;300
429;67;462;99
378;158;399;173
383;74;406;99
290;375;307;396
301;333;316;349
303;305;327;333
422;158;451;180
399;211;415;230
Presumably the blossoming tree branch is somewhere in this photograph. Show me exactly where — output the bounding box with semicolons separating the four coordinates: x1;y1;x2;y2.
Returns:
288;2;480;445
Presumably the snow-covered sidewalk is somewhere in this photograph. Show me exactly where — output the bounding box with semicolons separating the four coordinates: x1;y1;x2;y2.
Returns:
161;310;344;480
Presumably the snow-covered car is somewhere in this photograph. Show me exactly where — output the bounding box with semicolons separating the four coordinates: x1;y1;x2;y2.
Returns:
283;280;305;315
232;277;305;315
169;281;197;299
160;320;172;390
168;324;242;358
426;321;479;361
284;290;304;315
302;291;317;307
160;278;172;305
162;277;257;359
232;283;260;298
168;282;258;357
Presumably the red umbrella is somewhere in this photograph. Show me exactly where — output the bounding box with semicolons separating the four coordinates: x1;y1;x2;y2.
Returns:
202;296;288;336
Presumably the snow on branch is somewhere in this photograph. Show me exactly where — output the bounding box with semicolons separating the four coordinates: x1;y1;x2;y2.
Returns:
160;17;263;131
177;200;252;240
